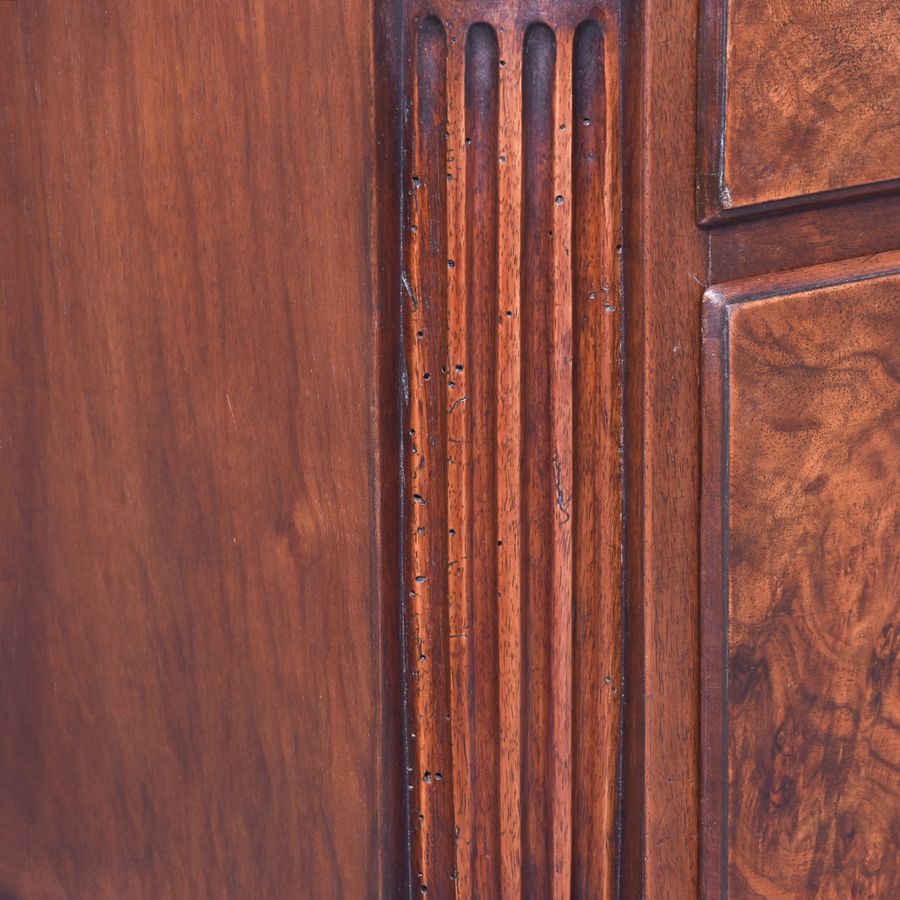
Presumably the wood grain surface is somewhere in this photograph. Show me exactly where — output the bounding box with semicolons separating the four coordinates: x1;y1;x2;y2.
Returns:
702;252;900;898
402;4;623;897
5;1;895;897
698;0;900;218
710;194;900;283
0;1;404;897
621;0;706;895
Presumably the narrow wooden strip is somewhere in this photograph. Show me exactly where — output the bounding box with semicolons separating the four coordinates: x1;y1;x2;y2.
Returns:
571;16;623;899
699;290;728;900
371;0;407;889
550;24;575;900
444;26;473;899
600;14;625;895
496;25;524;900
620;0;705;893
463;21;502;896
406;17;455;897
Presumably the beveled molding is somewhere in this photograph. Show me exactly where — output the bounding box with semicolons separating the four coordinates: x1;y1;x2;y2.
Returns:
399;2;623;896
697;0;900;225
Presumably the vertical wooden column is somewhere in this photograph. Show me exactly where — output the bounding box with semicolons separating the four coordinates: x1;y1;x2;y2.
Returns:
401;3;623;896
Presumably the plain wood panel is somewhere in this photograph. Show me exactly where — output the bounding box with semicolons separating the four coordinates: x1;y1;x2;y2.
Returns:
621;0;706;895
0;1;403;897
702;252;900;897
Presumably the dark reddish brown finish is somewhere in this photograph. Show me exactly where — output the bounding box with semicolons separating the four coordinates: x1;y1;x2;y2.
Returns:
0;1;404;897
702;252;900;898
463;22;502;894
571;19;623;899
698;6;900;897
698;0;900;220
520;23;559;898
402;4;623;897
710;194;900;283
3;0;897;896
621;0;706;896
404;15;457;896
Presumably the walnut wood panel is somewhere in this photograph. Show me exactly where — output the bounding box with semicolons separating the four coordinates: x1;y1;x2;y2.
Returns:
402;4;623;897
710;193;900;284
698;0;900;220
0;1;404;897
702;252;900;898
621;0;707;895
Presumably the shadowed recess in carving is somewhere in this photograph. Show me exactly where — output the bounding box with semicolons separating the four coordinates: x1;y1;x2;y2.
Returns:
458;19;501;894
520;21;557;898
571;18;622;900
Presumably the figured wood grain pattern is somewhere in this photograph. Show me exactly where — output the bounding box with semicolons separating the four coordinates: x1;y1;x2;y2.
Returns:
0;1;404;897
702;251;900;898
402;4;623;897
699;0;900;218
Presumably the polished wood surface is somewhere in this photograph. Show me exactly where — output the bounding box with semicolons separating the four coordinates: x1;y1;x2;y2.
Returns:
699;0;900;218
621;0;706;895
402;4;623;897
702;252;900;898
3;1;897;897
709;194;900;283
699;2;900;887
0;1;403;897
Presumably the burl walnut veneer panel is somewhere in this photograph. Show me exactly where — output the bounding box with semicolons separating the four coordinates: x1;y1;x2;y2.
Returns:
699;0;900;218
402;3;623;896
702;252;900;897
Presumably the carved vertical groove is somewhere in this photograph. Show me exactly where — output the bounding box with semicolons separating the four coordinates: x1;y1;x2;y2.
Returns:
445;21;502;898
403;6;622;897
520;22;558;898
571;19;623;900
466;20;502;894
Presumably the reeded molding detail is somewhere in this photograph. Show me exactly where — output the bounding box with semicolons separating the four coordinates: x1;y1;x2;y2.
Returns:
402;5;623;897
